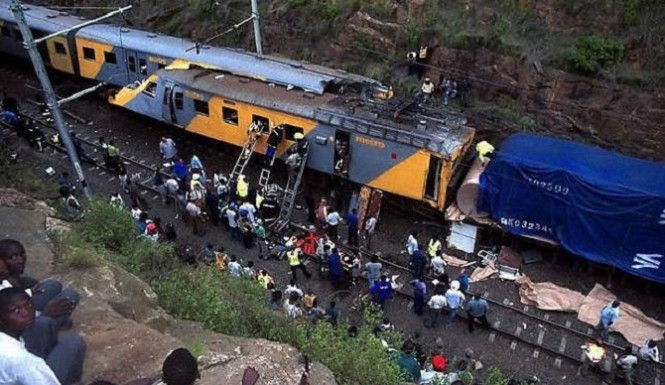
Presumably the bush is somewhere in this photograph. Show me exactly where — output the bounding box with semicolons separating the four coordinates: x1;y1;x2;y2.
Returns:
154;267;403;385
565;35;625;74
77;198;136;251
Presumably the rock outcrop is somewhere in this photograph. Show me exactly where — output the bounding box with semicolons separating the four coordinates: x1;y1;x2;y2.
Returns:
0;188;337;385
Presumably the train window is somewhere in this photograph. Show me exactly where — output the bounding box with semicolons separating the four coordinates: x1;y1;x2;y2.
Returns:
128;56;136;73
0;26;10;37
283;124;304;141
193;99;209;116
83;47;96;61
104;51;117;64
251;115;270;133
54;42;66;55
424;156;442;201
139;58;147;75
222;107;238;126
157;63;166;70
143;82;157;97
174;92;183;110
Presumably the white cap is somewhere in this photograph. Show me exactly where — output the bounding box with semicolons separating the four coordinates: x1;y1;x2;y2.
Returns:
450;280;460;290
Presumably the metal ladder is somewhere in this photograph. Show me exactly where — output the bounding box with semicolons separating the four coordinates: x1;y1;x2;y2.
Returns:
258;168;271;189
227;127;260;185
270;149;309;233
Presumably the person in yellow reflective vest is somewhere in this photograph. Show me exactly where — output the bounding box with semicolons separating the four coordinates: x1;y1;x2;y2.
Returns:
236;174;249;199
257;269;275;290
577;339;609;376
287;248;312;281
427;237;442;259
476;141;494;166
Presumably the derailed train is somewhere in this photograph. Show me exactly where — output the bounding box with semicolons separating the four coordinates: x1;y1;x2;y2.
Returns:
3;2;665;283
0;1;475;212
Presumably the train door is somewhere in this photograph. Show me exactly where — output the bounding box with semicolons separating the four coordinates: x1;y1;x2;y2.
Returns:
125;51;150;82
424;155;443;203
334;131;350;178
162;82;175;124
164;84;189;127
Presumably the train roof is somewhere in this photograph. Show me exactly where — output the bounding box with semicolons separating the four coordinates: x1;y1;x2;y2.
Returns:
0;1;381;95
161;68;475;156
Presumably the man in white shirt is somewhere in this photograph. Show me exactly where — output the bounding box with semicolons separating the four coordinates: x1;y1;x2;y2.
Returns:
445;280;466;326
326;210;342;240
638;339;660;362
427;289;447;328
0;287;85;385
407;231;418;257
159;137;177;161
363;215;377;250
284;279;304;299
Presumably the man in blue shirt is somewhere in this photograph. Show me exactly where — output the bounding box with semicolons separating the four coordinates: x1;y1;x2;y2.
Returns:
410;248;428;279
371;275;393;309
346;208;359;247
466;293;490;333
327;248;343;286
596;300;620;340
410;278;427;316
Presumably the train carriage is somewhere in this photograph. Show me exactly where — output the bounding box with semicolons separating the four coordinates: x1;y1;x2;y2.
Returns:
0;0;475;211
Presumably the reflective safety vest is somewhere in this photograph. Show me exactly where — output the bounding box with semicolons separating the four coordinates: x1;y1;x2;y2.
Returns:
585;344;606;363
237;178;248;197
428;239;441;257
107;145;119;157
287;251;301;266
476;141;494;164
258;274;274;289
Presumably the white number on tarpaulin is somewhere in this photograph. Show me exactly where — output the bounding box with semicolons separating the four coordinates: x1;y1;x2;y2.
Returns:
631;254;662;270
659;208;665;225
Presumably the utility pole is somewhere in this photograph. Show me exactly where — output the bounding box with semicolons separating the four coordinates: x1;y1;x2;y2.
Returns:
10;1;132;199
250;0;263;55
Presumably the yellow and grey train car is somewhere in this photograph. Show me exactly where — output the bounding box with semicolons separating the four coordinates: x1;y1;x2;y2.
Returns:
0;1;475;211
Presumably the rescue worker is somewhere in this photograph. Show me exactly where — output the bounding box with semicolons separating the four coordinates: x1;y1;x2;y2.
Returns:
236;174;249;200
577;339;609;376
287;247;312;281
427;236;442;259
292;132;309;157
265;124;284;165
106;140;121;172
476;141;494;166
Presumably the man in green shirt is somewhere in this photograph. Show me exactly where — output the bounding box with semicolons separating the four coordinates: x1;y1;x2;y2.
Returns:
396;340;421;382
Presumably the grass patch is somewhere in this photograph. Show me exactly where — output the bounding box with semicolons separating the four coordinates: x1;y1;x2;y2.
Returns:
0;138;59;201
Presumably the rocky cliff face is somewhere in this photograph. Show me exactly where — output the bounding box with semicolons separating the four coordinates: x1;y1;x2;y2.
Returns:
0;188;337;385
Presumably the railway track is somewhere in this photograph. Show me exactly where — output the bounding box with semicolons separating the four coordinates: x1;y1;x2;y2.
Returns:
290;235;663;385
2;63;663;385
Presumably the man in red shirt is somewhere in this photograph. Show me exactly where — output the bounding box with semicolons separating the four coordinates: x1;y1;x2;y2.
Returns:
431;349;446;372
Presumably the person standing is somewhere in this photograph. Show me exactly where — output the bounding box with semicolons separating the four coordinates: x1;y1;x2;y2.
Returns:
153;168;167;204
371;275;393;308
608;346;638;385
327;248;343;286
410;248;427;279
444;280;465;326
254;219;269;260
427;236;442;259
326;209;342;240
186;199;203;237
159;137;177;162
363;215;377;250
466;294;491;333
365;255;382;289
430;250;448;284
287;248;311;281
596;300;620;341
346;208;359;247
410;278;427;316
427;288;447;328
407;231;418;258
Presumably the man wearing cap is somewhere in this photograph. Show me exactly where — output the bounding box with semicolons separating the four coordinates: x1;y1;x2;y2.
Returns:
159;137;177;162
420;77;435;104
476;141;494;166
287;247;311;281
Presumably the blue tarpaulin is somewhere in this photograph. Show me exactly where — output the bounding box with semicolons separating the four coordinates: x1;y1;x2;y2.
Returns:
478;134;665;284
